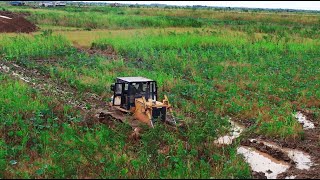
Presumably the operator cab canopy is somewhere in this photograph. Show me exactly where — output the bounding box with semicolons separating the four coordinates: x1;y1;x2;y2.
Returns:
117;76;153;83
111;77;158;110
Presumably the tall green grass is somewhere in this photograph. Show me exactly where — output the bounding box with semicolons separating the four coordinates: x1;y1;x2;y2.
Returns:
91;30;320;139
6;5;320;39
0;33;74;61
10;5;320;26
0;74;250;178
0;6;319;178
24;10;203;29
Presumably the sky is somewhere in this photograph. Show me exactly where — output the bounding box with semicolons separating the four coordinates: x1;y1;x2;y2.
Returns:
82;1;320;11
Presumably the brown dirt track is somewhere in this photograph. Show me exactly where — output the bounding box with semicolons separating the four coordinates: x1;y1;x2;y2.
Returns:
238;114;320;179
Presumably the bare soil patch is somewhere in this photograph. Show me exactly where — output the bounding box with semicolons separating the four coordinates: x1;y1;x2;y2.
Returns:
76;45;118;60
0;60;106;119
0;11;38;33
240;112;320;179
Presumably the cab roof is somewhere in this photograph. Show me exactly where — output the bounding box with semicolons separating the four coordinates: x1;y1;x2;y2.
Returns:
117;77;154;83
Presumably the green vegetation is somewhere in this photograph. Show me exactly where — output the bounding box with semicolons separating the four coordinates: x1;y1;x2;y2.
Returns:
5;5;320;39
8;8;204;29
52;30;320;139
0;74;250;178
0;3;319;179
0;33;73;61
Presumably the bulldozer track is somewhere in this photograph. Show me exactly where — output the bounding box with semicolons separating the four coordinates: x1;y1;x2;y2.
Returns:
0;60;183;131
0;60;107;113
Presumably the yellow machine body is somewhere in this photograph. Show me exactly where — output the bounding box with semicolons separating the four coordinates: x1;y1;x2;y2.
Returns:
107;77;176;128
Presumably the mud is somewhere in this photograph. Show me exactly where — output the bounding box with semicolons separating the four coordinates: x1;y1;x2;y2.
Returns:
260;128;320;179
214;119;296;178
213;111;319;179
0;61;106;119
233;117;256;128
242;110;320;179
252;171;267;179
254;139;313;170
214;119;245;145
0;11;38;33
241;139;294;164
296;109;320;127
129;127;142;141
285;175;296;179
294;111;315;129
0;59;142;137
237;146;291;179
76;46;118;60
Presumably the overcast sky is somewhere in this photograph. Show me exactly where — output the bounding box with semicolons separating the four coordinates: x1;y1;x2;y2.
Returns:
83;1;320;11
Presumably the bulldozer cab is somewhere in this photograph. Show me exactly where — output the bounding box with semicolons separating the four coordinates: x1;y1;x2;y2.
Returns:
111;77;158;110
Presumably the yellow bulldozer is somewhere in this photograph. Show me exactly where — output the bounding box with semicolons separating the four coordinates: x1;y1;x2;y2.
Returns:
97;77;177;129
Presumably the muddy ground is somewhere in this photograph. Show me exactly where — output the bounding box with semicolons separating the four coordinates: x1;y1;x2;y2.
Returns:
266;129;319;179
236;116;320;179
76;45;118;60
0;11;38;33
0;59;111;127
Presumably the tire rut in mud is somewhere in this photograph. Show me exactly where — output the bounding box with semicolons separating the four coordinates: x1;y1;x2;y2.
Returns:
240;139;295;165
220;115;319;179
0;60;110;124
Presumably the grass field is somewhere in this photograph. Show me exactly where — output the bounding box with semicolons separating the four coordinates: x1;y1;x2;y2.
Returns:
0;3;319;179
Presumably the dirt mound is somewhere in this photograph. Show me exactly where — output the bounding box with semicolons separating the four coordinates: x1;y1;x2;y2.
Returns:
0;11;38;33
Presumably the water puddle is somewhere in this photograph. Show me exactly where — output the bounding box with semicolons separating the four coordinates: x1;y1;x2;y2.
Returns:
0;64;10;73
209;112;314;178
294;112;314;129
251;139;313;170
237;146;290;179
285;175;296;179
12;72;33;84
0;15;12;20
214;119;245;145
1;64;36;85
12;63;21;68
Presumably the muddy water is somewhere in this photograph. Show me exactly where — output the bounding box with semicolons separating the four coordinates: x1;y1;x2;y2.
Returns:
0;64;10;73
252;139;313;170
294;112;315;129
214;119;291;178
214;119;245;145
213;117;314;178
237;146;290;179
1;64;32;83
12;72;33;83
285;175;296;179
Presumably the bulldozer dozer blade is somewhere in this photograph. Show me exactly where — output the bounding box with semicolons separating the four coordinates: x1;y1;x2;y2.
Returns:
95;108;144;129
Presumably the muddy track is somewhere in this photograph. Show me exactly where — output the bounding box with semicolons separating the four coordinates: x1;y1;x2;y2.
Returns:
260;128;320;179
215;113;319;179
248;112;320;179
0;60;108;123
245;136;319;179
240;139;295;165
